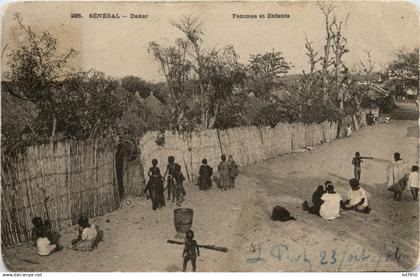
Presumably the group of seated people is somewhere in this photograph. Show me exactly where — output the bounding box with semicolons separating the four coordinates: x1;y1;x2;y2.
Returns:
32;215;103;256
303;178;371;220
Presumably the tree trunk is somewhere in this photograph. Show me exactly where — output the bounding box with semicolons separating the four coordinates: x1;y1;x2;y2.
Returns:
351;114;360;131
50;116;57;145
358;109;367;128
336;119;343;138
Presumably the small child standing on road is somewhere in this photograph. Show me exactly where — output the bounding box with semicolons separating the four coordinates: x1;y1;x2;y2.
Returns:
182;230;200;272
352;152;373;182
408;165;419;200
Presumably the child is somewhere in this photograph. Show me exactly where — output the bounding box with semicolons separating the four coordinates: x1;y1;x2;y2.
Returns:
408;165;419;200
36;226;62;256
319;184;342;220
341;178;371;214
31;216;61;247
352;152;372;182
72;216;103;251
182;230;200;272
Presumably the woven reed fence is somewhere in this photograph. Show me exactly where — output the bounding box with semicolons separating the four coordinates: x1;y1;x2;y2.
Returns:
137;121;339;183
1;138;120;247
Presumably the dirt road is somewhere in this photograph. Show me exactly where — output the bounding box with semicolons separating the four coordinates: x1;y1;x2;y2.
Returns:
2;103;419;272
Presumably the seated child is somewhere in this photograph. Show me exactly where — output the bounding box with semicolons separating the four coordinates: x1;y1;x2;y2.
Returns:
72;216;103;251
408;165;419;200
31;216;61;247
341;178;371;214
320;184;342;220
36;227;62;256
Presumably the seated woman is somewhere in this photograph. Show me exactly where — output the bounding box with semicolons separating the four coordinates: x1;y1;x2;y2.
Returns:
320;184;342;220
302;183;327;216
340;178;371;214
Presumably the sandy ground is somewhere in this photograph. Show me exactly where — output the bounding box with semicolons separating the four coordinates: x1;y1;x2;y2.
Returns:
2;103;419;272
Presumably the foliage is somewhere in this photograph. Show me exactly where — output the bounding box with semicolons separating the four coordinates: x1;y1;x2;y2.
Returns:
203;46;247;126
384;48;419;95
253;101;289;127
246;50;291;102
121;75;152;98
5;13;76;102
213;100;246;130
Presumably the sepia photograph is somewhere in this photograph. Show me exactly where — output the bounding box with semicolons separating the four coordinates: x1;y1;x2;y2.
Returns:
0;0;419;272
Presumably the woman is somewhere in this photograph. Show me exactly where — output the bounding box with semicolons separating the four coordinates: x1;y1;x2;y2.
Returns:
386;152;409;201
218;155;230;190
303;184;326;216
320;184;342;220
144;159;165;210
198;159;213;190
227;155;239;188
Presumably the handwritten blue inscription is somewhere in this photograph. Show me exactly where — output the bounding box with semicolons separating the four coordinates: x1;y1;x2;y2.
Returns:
246;243;402;270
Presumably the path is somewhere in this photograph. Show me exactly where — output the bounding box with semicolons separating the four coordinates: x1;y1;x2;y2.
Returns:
2;103;419;272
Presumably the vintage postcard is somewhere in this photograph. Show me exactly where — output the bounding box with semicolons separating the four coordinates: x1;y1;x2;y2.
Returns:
1;0;419;272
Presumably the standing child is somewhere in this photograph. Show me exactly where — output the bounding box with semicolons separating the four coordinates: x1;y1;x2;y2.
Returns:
182;230;200;272
352;152;372;182
72;216;103;251
408;165;419;200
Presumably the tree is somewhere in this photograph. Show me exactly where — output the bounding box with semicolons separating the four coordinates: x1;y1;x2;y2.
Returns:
47;71;123;140
148;39;192;130
121;76;152;98
316;1;335;101
203;45;246;127
172;16;209;128
246;50;291;103
385;48;419;95
4;13;76;144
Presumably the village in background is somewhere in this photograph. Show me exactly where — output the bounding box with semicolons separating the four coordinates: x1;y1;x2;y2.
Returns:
1;1;419;272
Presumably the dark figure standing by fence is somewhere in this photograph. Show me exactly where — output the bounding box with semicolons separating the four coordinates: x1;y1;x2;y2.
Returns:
182;230;200;272
198;159;213;190
174;166;186;206
218;155;230;190
227;155;239;188
144;159;166;210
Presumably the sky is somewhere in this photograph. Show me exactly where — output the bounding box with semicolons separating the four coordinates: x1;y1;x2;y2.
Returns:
1;1;419;82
